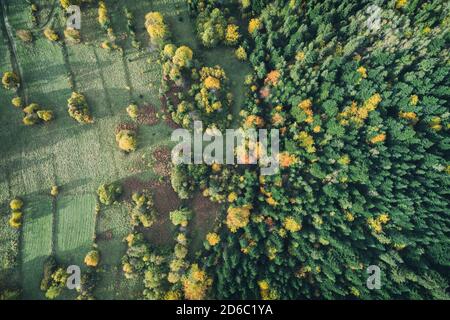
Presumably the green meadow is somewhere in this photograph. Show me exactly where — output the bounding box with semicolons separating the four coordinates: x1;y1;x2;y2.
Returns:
0;0;246;299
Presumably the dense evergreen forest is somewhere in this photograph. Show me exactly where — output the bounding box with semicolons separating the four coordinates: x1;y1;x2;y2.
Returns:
175;0;450;299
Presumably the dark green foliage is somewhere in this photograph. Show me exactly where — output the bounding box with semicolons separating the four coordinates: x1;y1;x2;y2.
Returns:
187;0;450;299
97;182;122;205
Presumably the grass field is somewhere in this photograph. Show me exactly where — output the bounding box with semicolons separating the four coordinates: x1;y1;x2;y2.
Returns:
21;195;53;299
0;0;246;299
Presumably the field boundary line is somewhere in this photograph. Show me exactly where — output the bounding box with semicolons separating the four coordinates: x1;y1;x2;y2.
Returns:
0;0;28;104
92;46;114;117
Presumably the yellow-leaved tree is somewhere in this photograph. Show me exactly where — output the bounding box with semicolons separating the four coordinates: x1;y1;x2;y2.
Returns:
145;12;168;45
172;46;193;68
182;264;212;300
226;206;251;232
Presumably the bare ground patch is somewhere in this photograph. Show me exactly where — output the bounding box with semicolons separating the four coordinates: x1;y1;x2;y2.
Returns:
137;105;159;126
151;146;172;177
122;178;181;246
189;192;222;252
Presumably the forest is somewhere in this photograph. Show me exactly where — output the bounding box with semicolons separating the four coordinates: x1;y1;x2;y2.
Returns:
0;0;449;300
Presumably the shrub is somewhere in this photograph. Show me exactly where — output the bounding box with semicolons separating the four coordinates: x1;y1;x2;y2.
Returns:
225;24;240;45
226;206;250;232
97;182;122;205
21;103;54;125
130;192;157;228
64;28;81;44
23;103;40;114
9;198;23;210
37;110;54;122
172;46;193;68
174;243;188;259
235;46;247;60
40;256;57;291
11;97;22;108
67;92;92;123
206;232;220;246
8;211;22;229
169;208;192;227
2;72;20;90
50;186;59;197
43;28;59;42
98;1;110;29
126;104;138;120
23;114;39;126
115;129;137;152
84;250;100;267
196;8;226;47
170;166;193;199
45;285;63;300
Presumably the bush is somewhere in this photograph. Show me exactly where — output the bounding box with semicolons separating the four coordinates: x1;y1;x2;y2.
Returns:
37;110;54;122
174;243;188;259
8;211;22;229
40;256;57;291
64;28;81;44
11;97;22;108
97;182;122;205
196;8;226;47
9;198;23;210
2;72;20;90
170;166;193;200
45;285;62;300
169;208;192;227
126;104;139;120
21;103;54;125
235;46;247;60
67;92;92;123
23;114;39;126
43;28;59;42
115;129;137;152
84;250;100;267
130;192;157;228
50;186;59;197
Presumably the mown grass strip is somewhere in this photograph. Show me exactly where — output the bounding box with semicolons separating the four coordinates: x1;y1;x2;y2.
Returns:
21;195;53;299
55;194;96;265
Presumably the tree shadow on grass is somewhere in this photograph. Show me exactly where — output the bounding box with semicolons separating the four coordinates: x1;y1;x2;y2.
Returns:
21;246;102;300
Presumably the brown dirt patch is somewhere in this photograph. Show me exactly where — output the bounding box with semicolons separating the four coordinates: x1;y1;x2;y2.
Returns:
121;177;155;201
121;177;182;246
115;123;138;134
189;192;222;251
152;180;182;215
137;105;159;126
151;146;172;177
97;230;113;241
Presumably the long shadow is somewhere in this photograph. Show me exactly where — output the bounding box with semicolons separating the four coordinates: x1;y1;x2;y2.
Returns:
21;245;99;300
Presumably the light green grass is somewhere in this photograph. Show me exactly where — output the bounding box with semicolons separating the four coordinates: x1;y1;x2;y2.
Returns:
55;194;96;265
21;195;53;299
0;0;249;299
